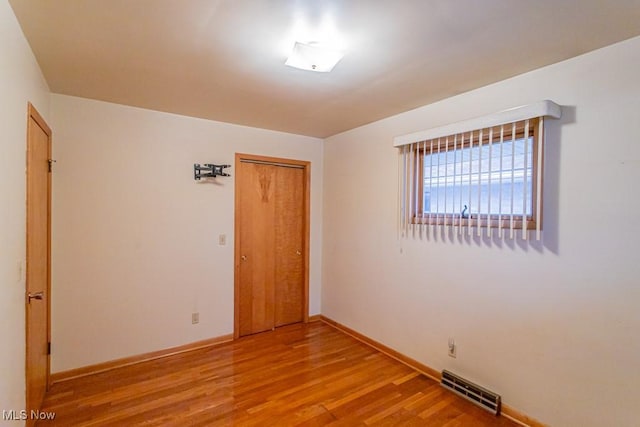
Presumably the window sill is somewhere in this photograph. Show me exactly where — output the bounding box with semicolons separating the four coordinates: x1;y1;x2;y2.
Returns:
411;216;537;230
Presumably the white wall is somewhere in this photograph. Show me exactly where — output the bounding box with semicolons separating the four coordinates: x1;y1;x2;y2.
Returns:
0;0;50;423
50;95;323;372
322;36;640;427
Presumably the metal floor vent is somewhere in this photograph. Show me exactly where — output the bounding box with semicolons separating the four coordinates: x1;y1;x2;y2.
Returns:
441;370;501;415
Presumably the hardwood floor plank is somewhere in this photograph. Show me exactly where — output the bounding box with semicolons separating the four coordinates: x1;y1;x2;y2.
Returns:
363;391;425;425
392;371;420;386
37;323;517;426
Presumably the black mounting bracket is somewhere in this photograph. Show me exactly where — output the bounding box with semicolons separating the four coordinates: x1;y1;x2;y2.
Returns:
194;163;231;180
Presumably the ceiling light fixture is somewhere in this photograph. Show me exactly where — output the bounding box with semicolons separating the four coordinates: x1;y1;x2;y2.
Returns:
285;41;344;72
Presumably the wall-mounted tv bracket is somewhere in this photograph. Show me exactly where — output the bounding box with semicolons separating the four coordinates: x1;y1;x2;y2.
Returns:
194;163;231;180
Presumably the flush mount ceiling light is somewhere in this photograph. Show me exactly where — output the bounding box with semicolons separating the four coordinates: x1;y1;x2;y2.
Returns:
285;41;344;72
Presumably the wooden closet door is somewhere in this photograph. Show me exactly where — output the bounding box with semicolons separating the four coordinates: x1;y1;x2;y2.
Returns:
235;155;308;337
237;161;276;336
274;166;304;327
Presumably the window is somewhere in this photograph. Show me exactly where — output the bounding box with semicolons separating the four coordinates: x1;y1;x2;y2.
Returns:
395;101;561;240
419;119;538;228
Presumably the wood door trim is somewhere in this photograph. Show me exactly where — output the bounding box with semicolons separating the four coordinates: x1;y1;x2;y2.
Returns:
25;102;52;409
234;153;311;339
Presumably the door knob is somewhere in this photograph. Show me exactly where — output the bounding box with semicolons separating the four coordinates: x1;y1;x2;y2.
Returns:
27;291;44;303
241;255;247;261
296;250;301;255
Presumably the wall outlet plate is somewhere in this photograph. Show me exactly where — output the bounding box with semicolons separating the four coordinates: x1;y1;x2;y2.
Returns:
192;312;199;324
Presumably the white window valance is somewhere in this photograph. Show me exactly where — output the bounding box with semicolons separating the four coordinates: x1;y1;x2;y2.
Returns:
393;100;561;147
395;100;562;241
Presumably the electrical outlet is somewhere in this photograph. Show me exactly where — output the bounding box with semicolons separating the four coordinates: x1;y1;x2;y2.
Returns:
192;312;199;324
218;234;226;246
448;338;456;358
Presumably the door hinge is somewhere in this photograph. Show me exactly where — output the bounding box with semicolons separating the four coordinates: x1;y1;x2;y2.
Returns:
47;342;51;355
48;159;56;173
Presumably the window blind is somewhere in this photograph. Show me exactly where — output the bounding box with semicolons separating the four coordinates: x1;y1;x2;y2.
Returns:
396;100;561;240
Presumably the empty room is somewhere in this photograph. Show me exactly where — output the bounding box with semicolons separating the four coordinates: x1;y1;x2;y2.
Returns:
2;1;639;426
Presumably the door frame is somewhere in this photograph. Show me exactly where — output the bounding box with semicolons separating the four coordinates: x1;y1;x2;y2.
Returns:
25;103;52;409
233;153;310;339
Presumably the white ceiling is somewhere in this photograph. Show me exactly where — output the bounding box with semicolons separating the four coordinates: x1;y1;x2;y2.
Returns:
10;0;640;138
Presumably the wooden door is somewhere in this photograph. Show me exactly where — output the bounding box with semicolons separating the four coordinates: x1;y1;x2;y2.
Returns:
236;161;276;335
273;165;304;327
25;103;52;419
235;154;309;338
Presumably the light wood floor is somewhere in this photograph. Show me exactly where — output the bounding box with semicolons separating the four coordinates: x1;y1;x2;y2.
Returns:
39;322;517;426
